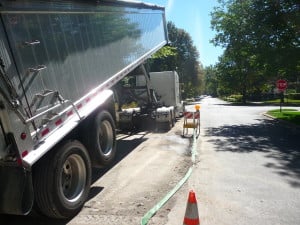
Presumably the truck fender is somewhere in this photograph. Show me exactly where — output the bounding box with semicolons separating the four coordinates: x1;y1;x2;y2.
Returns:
0;166;33;215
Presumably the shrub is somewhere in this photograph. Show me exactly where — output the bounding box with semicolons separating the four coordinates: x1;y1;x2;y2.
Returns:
227;94;243;102
288;93;300;100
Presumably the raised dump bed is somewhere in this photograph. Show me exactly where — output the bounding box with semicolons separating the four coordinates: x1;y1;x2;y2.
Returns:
0;0;167;218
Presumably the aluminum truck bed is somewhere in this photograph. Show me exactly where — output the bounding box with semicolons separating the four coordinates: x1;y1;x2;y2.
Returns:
0;0;167;144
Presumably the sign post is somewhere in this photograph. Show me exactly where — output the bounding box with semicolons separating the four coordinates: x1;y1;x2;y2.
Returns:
276;79;288;112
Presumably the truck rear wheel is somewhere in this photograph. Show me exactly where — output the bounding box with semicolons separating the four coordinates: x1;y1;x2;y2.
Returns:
85;110;116;167
34;140;91;219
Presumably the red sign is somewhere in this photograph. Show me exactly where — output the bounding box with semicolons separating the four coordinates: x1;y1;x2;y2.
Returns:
276;79;287;91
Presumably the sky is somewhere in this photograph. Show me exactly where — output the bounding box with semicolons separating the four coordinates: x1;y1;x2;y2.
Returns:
144;0;224;67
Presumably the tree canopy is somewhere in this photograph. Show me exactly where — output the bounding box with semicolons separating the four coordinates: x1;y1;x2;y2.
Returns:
150;22;203;98
208;0;299;100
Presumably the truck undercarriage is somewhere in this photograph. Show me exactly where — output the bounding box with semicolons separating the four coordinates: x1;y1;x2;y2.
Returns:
116;65;181;131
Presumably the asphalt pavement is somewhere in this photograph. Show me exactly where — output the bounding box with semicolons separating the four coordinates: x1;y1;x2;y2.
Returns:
165;97;300;225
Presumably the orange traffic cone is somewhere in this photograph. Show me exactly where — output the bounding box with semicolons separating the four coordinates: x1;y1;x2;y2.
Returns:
183;190;200;225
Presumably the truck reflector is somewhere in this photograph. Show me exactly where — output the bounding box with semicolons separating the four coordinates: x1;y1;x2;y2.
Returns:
41;128;50;137
21;150;28;158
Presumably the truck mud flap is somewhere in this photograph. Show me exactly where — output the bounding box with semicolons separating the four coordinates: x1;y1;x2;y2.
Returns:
0;165;33;215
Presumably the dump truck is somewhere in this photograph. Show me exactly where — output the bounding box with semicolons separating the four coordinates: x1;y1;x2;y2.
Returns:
0;0;167;218
148;71;183;118
117;70;182;130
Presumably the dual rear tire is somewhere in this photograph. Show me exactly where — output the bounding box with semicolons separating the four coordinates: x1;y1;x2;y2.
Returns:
34;140;91;219
33;110;116;218
84;110;116;168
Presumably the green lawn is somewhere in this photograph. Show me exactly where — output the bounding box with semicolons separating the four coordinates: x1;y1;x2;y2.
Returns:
266;109;300;125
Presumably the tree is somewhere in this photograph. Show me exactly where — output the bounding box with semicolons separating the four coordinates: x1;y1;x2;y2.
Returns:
149;45;178;71
204;65;218;97
150;22;203;98
250;0;299;81
211;0;300;100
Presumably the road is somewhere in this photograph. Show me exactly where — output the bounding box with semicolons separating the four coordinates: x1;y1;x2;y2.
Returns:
1;97;299;225
166;97;300;225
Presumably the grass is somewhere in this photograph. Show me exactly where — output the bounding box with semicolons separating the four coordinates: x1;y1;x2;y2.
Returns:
267;108;300;125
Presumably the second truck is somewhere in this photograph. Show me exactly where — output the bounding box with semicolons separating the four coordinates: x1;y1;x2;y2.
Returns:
117;70;182;131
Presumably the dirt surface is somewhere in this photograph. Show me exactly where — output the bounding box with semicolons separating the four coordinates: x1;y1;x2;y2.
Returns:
69;121;191;225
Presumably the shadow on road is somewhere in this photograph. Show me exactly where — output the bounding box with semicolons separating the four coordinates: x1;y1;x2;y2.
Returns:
204;119;300;187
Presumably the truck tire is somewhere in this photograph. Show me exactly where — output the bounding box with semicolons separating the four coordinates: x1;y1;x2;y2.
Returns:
171;109;175;127
85;110;116;167
33;140;91;219
167;110;173;129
